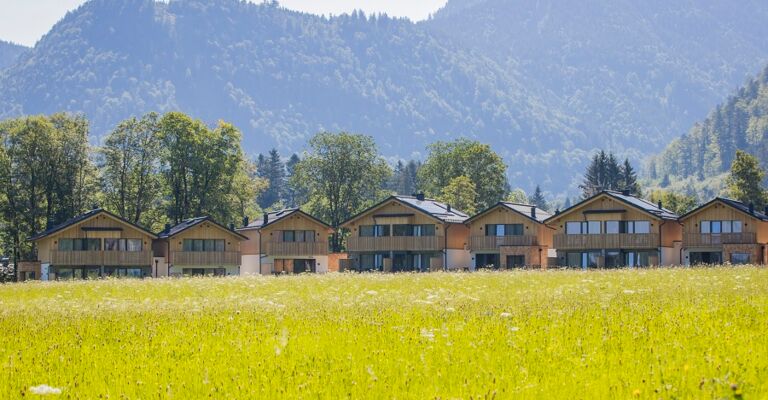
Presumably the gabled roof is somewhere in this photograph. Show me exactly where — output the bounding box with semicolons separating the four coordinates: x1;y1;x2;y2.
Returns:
158;216;249;240
237;208;332;231
29;208;158;241
679;197;768;222
342;195;469;226
465;202;552;224
545;190;679;223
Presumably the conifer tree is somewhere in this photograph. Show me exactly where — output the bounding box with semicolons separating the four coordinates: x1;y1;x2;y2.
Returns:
727;150;766;209
528;185;549;211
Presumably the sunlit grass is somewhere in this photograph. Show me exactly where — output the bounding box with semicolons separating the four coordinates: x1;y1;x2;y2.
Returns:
0;267;766;398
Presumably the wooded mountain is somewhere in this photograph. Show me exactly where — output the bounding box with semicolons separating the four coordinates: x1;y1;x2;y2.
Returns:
0;40;27;70
650;64;768;199
1;0;767;192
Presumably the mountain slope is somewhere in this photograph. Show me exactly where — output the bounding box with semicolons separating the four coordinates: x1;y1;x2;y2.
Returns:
427;0;768;161
0;40;27;70
650;64;768;198
0;0;581;188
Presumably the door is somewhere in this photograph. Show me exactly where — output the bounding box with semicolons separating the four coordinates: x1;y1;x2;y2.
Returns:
476;253;500;269
293;259;316;274
506;255;525;269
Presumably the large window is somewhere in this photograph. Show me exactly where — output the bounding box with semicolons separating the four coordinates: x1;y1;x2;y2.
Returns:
485;224;524;236
565;221;602;235
182;239;225;252
605;221;651;234
358;253;389;271
393;225;436;237
565;252;601;268
730;253;750;264
281;230;316;242
701;220;743;234
58;238;101;251
104;238;143;252
359;225;390;237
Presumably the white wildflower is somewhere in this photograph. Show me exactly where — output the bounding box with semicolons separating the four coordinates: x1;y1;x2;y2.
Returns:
29;385;62;395
500;312;512;318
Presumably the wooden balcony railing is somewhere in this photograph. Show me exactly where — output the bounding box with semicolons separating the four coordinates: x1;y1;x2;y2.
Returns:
684;232;757;246
265;241;329;257
346;236;443;252
172;251;241;266
51;250;152;266
553;233;659;250
469;235;538;251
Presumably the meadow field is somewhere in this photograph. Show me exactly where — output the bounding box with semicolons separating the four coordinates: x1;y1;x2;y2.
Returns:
0;268;766;398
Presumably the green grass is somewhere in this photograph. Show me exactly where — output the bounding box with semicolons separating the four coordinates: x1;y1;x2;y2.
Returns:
1;268;766;398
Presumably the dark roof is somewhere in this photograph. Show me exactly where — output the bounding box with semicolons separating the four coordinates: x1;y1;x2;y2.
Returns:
465;202;552;224
237;208;332;231
680;197;768;222
342;195;469;226
29;208;158;241
158;216;249;240
545;190;679;223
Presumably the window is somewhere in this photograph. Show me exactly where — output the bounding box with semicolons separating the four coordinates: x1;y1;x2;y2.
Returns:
58;238;101;251
701;220;743;234
733;221;743;233
605;251;622;268
566;252;582;267
605;221;620;234
711;221;722;234
359;225;389;237
182;239;225;252
486;224;523;236
505;224;524;236
415;225;435;237
587;221;601;235
722;221;732;233
104;239;143;252
393;225;413;237
506;255;525;268
633;221;651;234
700;221;711;234
283;230;295;242
566;222;582;235
731;253;750;264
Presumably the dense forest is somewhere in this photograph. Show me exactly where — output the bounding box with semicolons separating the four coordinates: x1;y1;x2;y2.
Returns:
0;40;27;70
1;0;768;191
649;65;768;199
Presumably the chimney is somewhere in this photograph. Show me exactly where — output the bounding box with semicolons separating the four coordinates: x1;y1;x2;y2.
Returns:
416;192;425;201
658;201;663;210
531;206;537;219
242;216;250;227
447;204;452;212
229;223;235;231
164;223;171;233
263;213;269;225
555;209;560;215
749;203;755;214
764;206;768;216
622;189;631;196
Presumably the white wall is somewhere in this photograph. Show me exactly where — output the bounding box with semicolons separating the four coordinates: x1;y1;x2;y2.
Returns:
241;254;261;276
661;243;682;266
446;249;471;270
152;257;168;277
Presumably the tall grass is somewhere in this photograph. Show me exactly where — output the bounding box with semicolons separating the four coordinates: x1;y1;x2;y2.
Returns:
0;268;765;398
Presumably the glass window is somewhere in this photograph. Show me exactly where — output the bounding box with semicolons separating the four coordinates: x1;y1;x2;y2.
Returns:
420;225;436;237
586;252;600;267
359;225;374;237
203;239;214;251
505;224;524;236
700;221;710;234
733;221;743;233
722;221;732;233
634;221;651;234
605;251;621;268
295;231;306;242
58;239;73;251
104;239;119;251
566;252;582;267
393;225;413;237
731;253;750;264
126;239;142;252
605;221;619;234
711;221;722;234
375;225;390;237
193;239;204;252
587;221;601;235
566;222;582;235
304;231;316;242
283;231;295;242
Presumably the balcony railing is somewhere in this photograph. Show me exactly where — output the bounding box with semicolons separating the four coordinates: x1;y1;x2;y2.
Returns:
172;251;241;266
684;232;756;246
346;236;443;252
469;235;538;251
553;233;659;250
50;250;152;266
265;241;329;257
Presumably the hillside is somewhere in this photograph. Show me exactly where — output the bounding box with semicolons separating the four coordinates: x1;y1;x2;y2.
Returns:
649;64;768;199
2;0;768;192
427;0;768;161
0;0;579;189
0;40;27;70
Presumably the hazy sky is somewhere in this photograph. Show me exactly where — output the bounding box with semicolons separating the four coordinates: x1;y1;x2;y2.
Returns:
0;0;448;46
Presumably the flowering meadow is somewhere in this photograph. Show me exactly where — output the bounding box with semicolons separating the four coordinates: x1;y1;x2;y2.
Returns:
0;268;766;398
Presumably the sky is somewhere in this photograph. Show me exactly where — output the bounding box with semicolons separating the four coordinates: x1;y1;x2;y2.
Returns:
0;0;448;47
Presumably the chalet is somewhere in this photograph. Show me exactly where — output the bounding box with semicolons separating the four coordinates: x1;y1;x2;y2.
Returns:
341;194;470;272
29;209;157;280
237;209;333;275
679;198;768;265
545;191;683;268
465;202;554;269
153;217;248;277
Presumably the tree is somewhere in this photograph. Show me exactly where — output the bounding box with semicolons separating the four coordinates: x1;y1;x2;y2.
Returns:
505;188;528;204
579;151;641;198
528;185;548;211
283;153;305;207
619;158;641;196
388;159;420;195
439;176;478;215
291;132;391;251
99;113;163;229
647;190;697;216
418;138;507;211
257;148;286;210
726;150;766;209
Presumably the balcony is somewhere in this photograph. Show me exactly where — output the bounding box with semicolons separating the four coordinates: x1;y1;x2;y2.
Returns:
553;233;659;250
172;251;241;266
346;236;443;252
51;250;153;266
265;241;329;257
684;232;756;247
469;235;538;251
